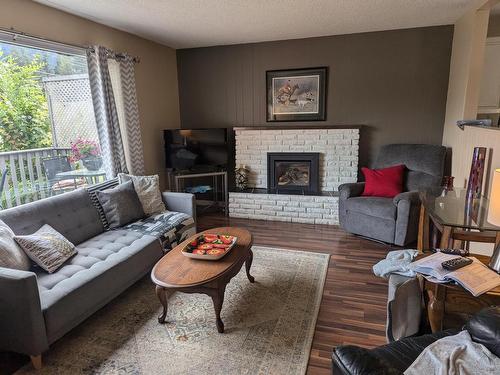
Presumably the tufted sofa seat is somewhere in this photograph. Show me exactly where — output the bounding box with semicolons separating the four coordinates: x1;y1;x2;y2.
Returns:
37;230;160;344
0;187;196;367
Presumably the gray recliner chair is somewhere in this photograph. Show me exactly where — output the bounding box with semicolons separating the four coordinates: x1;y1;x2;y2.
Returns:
339;144;446;246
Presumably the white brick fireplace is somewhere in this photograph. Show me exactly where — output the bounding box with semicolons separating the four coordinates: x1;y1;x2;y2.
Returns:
229;127;360;225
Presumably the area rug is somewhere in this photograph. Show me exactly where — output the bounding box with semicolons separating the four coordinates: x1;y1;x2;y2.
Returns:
17;246;329;375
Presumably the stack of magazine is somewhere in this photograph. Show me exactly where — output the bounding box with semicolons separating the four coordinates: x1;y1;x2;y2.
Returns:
409;252;500;297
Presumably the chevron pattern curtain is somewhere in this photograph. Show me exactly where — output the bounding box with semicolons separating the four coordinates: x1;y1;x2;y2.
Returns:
87;46;128;178
118;56;145;175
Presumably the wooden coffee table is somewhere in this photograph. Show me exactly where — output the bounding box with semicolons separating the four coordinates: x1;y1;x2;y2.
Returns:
151;227;254;333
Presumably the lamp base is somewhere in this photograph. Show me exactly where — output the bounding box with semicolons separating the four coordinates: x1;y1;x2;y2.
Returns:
489;244;500;274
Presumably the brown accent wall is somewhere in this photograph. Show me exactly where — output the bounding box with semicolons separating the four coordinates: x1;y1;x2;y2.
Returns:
177;26;453;169
1;0;181;187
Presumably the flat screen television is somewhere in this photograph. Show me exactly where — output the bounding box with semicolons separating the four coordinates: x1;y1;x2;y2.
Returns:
163;128;234;173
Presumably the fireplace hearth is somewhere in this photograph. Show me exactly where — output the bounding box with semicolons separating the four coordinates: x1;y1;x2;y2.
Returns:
267;152;320;194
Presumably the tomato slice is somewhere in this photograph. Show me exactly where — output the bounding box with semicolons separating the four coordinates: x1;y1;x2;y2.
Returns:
213;243;229;249
203;234;218;242
220;235;234;244
198;243;213;250
193;249;206;255
207;249;223;255
189;240;198;247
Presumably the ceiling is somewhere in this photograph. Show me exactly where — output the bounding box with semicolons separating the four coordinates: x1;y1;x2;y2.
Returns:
34;0;473;49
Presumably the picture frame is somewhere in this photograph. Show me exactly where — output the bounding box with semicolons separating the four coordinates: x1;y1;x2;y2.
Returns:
266;67;327;122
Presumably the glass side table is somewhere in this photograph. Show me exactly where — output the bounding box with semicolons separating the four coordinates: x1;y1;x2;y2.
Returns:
418;188;500;251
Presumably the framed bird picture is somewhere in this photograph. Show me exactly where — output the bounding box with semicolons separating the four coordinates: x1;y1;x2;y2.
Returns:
266;67;327;122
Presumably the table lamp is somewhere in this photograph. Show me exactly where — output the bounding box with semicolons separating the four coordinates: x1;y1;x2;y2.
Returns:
487;168;500;273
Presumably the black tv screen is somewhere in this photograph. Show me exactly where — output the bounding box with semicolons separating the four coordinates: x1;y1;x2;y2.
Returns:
164;128;232;172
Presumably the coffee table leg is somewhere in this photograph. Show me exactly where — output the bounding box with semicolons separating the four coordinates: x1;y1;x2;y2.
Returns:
155;285;168;324
211;287;225;333
245;249;255;283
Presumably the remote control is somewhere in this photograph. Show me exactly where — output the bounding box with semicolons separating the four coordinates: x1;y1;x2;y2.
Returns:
441;257;473;271
439;248;469;257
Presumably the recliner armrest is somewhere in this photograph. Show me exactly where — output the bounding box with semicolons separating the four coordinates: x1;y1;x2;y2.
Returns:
0;267;48;355
466;306;500;357
339;182;365;200
332;346;400;375
393;191;420;206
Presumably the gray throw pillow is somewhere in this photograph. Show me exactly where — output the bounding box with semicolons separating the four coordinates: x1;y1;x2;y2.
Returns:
118;173;166;215
14;224;77;274
96;180;145;229
0;219;31;271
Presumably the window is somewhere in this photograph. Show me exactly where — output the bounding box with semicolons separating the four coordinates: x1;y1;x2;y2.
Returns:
0;32;108;209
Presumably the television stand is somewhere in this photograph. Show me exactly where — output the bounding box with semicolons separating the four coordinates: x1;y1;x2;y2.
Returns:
174;171;228;216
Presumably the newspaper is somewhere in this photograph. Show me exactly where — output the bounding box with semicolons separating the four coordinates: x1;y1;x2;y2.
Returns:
409;252;500;297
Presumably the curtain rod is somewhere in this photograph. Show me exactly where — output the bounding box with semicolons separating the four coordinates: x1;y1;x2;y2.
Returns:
0;26;140;63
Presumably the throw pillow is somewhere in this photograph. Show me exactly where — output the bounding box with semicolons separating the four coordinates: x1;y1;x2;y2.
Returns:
14;224;76;273
118;173;166;215
96;180;145;228
361;164;405;198
0;219;31;271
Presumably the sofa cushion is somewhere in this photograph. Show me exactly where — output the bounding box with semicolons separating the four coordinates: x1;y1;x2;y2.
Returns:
96;180;145;229
0;219;30;271
14;225;77;273
37;229;162;343
362;165;405;198
118;173;166;215
0;188;104;246
345;196;397;220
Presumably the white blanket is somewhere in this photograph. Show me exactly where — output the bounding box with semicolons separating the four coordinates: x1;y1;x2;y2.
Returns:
405;330;500;375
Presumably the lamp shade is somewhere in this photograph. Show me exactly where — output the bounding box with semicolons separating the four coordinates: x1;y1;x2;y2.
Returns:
488;169;500;226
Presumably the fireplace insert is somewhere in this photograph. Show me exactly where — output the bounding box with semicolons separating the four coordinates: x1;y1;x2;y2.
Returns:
267;152;320;194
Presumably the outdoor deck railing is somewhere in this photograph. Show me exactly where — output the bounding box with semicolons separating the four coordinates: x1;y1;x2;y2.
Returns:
0;147;72;209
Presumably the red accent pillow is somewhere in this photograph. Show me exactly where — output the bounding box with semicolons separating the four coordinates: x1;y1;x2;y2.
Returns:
361;164;405;198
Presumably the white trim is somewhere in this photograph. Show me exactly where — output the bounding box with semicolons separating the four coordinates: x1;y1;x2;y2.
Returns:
0;30;86;56
486;36;500;46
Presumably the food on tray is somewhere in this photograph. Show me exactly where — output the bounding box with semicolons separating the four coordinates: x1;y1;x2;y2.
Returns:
183;233;236;258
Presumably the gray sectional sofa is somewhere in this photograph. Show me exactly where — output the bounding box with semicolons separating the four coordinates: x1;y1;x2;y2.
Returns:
0;187;195;368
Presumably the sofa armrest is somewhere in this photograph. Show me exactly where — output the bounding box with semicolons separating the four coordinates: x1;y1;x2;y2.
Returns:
332;346;400;375
339;182;365;200
0;267;48;355
393;190;420;205
162;191;196;218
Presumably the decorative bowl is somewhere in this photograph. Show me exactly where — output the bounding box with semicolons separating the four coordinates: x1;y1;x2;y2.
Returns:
181;233;238;260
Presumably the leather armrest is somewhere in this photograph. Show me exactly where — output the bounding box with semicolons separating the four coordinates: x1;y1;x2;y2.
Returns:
332;346;400;375
466;306;500;357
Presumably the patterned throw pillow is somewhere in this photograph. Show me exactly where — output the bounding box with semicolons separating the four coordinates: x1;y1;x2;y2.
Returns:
0;219;31;271
14;225;77;273
118;173;167;215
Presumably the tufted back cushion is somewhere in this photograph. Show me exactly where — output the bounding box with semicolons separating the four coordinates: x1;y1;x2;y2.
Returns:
0;189;104;246
374;144;446;192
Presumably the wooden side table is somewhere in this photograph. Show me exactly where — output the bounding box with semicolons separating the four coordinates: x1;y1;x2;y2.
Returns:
421;254;500;332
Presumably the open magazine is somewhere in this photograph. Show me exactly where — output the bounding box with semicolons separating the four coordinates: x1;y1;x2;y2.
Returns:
409;252;500;297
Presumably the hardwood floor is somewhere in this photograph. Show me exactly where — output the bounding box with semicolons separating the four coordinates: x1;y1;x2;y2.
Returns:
0;213;397;375
197;213;399;375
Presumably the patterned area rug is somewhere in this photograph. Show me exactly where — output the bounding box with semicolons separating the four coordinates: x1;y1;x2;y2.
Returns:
17;246;329;375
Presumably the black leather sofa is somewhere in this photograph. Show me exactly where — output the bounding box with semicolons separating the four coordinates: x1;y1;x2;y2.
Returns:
331;306;500;375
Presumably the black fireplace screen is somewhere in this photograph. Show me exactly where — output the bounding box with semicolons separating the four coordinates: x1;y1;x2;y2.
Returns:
267;152;320;194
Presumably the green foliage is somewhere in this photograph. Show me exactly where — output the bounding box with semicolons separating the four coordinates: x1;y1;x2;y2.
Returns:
0;52;52;151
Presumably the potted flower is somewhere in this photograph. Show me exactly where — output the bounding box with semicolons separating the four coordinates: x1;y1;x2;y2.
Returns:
70;139;103;171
